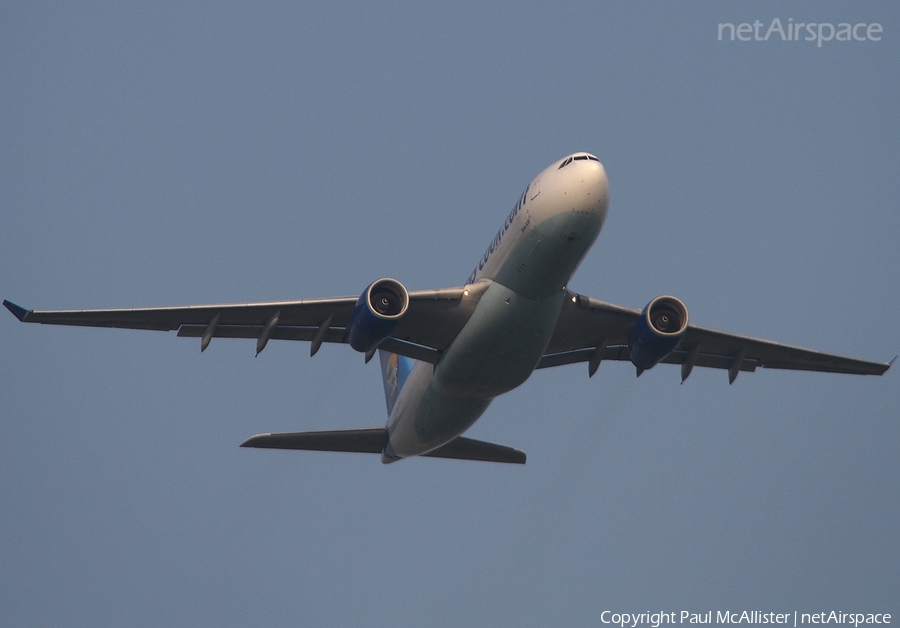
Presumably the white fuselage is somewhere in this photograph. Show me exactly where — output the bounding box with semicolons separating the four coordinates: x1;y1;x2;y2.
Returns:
383;154;610;462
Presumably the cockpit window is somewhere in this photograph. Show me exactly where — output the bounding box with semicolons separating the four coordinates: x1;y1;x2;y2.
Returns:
560;154;599;168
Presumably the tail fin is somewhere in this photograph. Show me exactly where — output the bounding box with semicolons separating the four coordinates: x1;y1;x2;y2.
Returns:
378;349;413;416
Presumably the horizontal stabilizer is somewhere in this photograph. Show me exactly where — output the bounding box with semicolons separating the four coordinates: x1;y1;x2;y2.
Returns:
422;436;526;464
241;428;387;453
240;428;526;463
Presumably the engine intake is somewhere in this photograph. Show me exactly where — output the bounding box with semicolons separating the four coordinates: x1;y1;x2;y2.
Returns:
347;278;409;352
629;295;689;371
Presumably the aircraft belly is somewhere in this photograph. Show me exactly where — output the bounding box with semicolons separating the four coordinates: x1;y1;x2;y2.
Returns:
493;210;602;299
433;282;565;398
384;282;565;459
387;385;493;458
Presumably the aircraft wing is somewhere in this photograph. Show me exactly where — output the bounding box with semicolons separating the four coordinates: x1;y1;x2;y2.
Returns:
539;292;892;381
2;283;487;361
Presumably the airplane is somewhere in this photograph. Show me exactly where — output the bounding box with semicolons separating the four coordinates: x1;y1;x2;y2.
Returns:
3;152;892;464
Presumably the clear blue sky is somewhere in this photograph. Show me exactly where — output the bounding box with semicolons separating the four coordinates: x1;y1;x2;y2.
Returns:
2;3;898;626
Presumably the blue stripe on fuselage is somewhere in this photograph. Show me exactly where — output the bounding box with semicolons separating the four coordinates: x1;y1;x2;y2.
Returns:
467;185;528;285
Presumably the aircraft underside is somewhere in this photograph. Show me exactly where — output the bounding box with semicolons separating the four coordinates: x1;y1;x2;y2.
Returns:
3;152;891;464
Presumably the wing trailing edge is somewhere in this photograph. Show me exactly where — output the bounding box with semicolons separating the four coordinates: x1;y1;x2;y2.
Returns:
2;285;478;359
541;292;891;379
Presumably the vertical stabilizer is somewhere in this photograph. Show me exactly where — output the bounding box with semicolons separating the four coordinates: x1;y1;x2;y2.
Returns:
378;350;413;416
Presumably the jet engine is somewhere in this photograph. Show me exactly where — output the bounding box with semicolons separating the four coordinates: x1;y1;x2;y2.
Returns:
347;278;409;352
629;295;689;371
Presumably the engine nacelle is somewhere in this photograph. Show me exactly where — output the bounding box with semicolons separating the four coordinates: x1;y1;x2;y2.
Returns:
629;295;689;371
347;278;409;352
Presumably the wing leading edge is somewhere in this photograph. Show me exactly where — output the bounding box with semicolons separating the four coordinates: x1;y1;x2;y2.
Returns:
5;284;890;380
539;292;891;380
3;284;485;363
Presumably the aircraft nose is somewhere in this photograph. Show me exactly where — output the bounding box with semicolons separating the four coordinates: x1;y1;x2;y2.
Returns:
591;162;609;214
565;157;609;218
